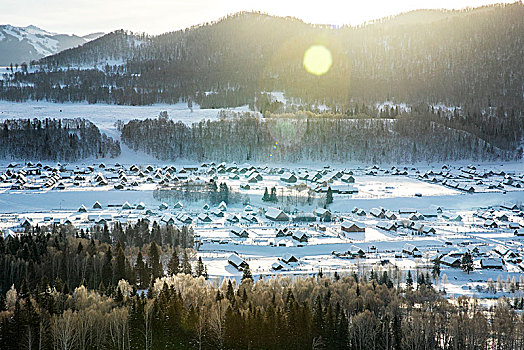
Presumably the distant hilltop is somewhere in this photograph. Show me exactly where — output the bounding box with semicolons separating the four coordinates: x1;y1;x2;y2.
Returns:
27;4;524;109
0;24;103;65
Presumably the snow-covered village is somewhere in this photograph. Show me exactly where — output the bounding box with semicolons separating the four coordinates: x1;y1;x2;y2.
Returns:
2;159;524;300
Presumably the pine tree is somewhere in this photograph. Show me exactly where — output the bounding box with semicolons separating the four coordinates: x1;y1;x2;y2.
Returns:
326;186;333;205
77;242;83;255
135;251;149;288
338;311;349;348
167;249;180;276
313;295;324;337
270;187;278;202
196;257;205;277
113;241;127;283
102;246;113;286
241;266;253;282
461;252;474;274
226;280;235;301
219;183;229;204
151;221;162;246
392;313;402;350
425;272;432;288
101;224;111;244
149;242;164;280
406;271;413;290
432;260;441;280
209;181;218;204
262;187;269;202
182;249;192;275
417;272;425;288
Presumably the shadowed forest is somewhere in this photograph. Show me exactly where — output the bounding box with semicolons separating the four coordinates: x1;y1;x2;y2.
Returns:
1;224;524;349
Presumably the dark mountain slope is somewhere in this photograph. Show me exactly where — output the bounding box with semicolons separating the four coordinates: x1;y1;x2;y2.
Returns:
1;3;522;109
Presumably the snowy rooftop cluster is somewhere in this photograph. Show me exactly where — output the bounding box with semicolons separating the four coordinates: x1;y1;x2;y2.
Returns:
1;160;524;298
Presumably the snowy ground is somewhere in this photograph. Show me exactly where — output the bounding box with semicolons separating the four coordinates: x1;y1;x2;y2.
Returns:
1;159;524;299
352;175;458;198
0;100;228;128
1;100;524;299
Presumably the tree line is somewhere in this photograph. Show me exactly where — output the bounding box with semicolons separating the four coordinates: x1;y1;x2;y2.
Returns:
0;221;195;296
2;249;524;349
3;222;524;349
0;118;121;161
120;113;515;163
265;102;524;153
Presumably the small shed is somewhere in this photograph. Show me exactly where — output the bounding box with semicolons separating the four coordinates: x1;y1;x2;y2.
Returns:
272;261;285;270
377;222;397;232
292;230;309;243
197;213;212;223
231;227;249;238
341;174;355;183
293;213;316;222
480;258;504;270
281;253;298;264
280;173;298;183
228;254;249;271
484;220;498;229
440;255;461;268
226;215;240;223
341;221;365;233
402;243;419;255
370;208;385;219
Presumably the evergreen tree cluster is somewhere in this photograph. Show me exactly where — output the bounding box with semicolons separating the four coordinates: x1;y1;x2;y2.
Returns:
0;118;120;161
109;220;194;250
262;187;278;202
1;225;524;349
1;263;524;349
0;221;195;295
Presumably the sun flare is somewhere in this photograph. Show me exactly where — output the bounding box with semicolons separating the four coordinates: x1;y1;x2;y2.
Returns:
303;45;332;76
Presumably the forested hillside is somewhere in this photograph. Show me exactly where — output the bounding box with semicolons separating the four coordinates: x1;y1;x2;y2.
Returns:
2;225;524;349
0;118;121;161
0;3;522;109
121;112;516;163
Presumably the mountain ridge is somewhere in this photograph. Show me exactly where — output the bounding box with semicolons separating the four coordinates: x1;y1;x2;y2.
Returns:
0;24;104;65
1;3;522;110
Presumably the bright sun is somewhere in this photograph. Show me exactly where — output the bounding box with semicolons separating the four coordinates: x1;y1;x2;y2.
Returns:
303;45;332;76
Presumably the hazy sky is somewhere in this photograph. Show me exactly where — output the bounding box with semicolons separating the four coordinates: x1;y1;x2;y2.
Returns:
0;0;516;35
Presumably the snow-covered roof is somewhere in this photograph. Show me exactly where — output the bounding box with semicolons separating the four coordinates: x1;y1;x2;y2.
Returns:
480;258;503;268
403;243;418;252
265;207;289;221
228;254;247;267
440;255;461;266
341;221;365;230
